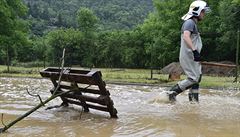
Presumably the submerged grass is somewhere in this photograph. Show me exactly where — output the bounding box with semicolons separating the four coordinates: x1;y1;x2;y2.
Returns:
0;65;42;78
0;65;239;89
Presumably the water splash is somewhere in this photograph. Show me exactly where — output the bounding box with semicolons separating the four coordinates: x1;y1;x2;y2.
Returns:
0;77;240;137
148;91;171;104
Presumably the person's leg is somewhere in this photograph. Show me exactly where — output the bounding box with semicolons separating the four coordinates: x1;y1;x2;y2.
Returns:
168;77;197;101
168;84;183;102
188;83;199;102
189;74;201;102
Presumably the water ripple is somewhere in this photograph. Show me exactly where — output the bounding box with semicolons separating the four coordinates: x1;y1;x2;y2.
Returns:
0;77;240;136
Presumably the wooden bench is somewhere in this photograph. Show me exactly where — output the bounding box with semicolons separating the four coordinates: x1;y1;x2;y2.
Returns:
40;68;118;118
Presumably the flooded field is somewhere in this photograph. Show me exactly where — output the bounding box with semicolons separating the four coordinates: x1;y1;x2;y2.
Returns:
0;77;240;137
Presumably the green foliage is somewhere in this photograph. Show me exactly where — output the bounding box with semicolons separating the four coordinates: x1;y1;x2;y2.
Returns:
46;28;85;66
1;0;240;70
96;31;124;67
140;0;239;66
0;0;27;36
0;0;30;66
215;0;240;61
77;7;99;33
96;30;147;68
12;60;48;68
140;0;190;67
24;0;153;36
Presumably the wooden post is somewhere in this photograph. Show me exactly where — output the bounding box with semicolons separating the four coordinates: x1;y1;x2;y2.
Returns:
6;45;10;73
150;68;153;79
43;40;46;68
43;55;46;68
150;43;153;79
235;30;239;82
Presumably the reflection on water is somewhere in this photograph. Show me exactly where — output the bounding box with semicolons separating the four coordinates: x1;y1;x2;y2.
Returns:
0;77;240;137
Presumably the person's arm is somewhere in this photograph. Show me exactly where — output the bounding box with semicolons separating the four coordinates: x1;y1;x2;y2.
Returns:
183;30;196;51
183;30;200;61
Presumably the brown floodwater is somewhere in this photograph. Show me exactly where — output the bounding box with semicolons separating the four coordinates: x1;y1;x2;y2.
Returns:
0;77;240;137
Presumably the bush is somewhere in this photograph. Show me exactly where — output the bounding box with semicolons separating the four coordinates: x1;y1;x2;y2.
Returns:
12;61;49;68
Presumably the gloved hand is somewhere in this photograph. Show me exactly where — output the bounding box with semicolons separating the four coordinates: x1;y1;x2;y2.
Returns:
192;50;201;61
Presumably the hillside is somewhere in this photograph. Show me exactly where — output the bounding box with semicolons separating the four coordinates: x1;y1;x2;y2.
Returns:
23;0;154;36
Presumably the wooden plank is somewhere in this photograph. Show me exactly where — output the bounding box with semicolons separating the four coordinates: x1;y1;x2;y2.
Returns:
81;88;109;95
201;61;236;68
40;68;90;75
87;103;109;112
88;71;110;95
59;85;108;95
40;67;118;118
68;69;90;75
41;73;98;85
66;74;98;85
65;99;109;112
56;91;107;105
40;68;102;85
71;82;89;112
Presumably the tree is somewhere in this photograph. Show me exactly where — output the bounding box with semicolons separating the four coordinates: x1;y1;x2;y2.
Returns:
77;7;99;33
77;7;99;67
96;31;124;68
139;0;191;68
216;0;240;61
46;28;84;66
0;0;29;71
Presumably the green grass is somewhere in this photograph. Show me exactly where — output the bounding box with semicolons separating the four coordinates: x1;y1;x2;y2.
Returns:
100;68;169;84
0;65;239;89
200;75;239;89
0;65;43;78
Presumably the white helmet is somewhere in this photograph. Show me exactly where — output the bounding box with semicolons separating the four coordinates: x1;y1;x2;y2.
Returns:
181;0;211;21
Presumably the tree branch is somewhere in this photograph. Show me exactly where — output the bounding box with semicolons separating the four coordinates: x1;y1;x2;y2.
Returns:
0;48;66;133
26;89;44;106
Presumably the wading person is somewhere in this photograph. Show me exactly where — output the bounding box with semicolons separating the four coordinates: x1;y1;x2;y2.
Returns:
167;0;210;102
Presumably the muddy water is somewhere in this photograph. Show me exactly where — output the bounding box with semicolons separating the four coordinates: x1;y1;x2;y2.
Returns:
0;77;240;137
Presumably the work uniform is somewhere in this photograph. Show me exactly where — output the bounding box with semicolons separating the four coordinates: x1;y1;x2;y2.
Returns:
178;19;202;91
168;0;209;102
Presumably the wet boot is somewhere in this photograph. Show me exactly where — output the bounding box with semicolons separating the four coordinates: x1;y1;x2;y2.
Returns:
168;84;183;102
188;83;199;103
188;93;199;102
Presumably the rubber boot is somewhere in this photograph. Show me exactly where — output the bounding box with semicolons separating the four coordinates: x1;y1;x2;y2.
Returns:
188;84;199;102
168;84;183;102
188;93;199;102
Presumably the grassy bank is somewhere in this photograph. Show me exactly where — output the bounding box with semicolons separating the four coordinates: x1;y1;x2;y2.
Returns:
0;65;239;89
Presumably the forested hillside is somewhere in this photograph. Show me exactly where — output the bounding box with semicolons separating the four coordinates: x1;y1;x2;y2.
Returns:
23;0;153;36
0;0;239;69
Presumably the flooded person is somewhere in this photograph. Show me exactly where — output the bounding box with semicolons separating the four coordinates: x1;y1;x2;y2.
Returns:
167;0;211;102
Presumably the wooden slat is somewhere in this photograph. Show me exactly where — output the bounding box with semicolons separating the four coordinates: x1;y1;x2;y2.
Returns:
81;88;109;95
71;82;89;112
59;85;109;95
66;99;109;112
66;74;98;85
56;91;107;105
40;67;118;118
201;61;236;68
87;103;109;112
40;68;102;85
